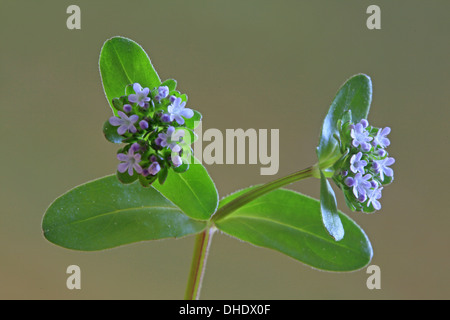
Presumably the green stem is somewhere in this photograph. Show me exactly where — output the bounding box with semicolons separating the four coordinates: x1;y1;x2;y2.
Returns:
184;226;215;300
212;166;316;222
185;165;316;300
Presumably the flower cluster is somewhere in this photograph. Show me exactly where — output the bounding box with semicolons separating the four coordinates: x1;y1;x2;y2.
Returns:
333;118;395;213
104;82;199;186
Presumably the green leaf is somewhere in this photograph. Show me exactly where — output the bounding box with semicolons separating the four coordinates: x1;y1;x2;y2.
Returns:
99;36;161;115
317;74;372;166
42;175;207;251
215;187;372;272
116;169;138;184
319;170;344;241
153;160;218;221
184;110;202;131
103;120;124;144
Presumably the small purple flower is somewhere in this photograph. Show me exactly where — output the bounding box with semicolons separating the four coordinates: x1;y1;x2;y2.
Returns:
351;121;373;151
345;173;372;199
139;120;149;130
166;97;194;125
373;157;395;181
117;148;143;176
160;114;171;123
367;187;383;211
128;83;150;107
171;154;183;167
377;149;387;157
148;161;161;175
123;104;132;113
155;86;169;101
373;127;391;149
350;152;367;174
360;119;369;128
109;111;139;135
155;126;185;152
130;142;140;152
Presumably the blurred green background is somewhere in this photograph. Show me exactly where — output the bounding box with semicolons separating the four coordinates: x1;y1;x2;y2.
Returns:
1;0;449;299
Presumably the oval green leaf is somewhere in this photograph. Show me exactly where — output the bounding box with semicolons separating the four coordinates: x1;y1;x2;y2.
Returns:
320;170;344;241
153;159;218;221
215;187;372;271
317;74;372;166
99;36;162;115
42;175;207;251
103;120;125;144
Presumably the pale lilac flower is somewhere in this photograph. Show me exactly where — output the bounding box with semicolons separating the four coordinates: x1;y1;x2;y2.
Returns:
139;120;149;130
155;126;185;152
358;193;367;203
171;154;183;167
367;187;383;210
377;149;387;157
117;148;143;176
349;152;367;174
345;173;372;199
160;114;171;123
166;97;194;125
373;157;395;181
155;86;169;101
148;161;161;175
373;127;391;148
109;111;139;135
351;121;373;151
360;119;369;128
130;142;140;152
128;83;150;107
123;104;132;113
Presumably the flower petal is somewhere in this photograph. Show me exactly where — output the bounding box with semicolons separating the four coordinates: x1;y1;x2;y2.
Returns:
133;83;142;93
117;125;127;135
128;115;139;123
118;162;129;173
128;94;138;103
133;163;143;174
383;167;393;177
181;108;194;119
117;153;128;161
109;116;122;126
174;115;185;125
127;165;134;176
385;157;395;166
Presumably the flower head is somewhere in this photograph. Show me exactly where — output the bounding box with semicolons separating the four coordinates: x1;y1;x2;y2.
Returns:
128;83;150;107
117;148;143;176
104;82;200;187
333;118;394;213
109;111;139;135
166;97;194;125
